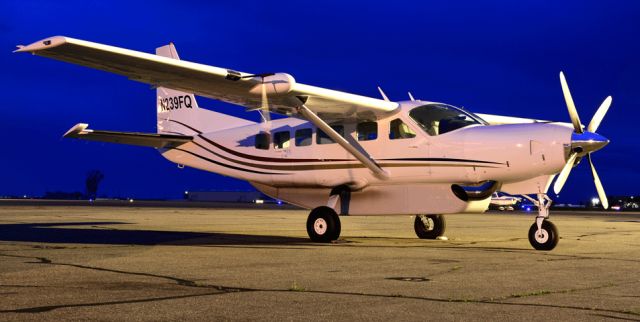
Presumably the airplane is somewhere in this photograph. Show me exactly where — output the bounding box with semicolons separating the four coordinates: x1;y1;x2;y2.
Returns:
15;36;612;250
489;192;522;211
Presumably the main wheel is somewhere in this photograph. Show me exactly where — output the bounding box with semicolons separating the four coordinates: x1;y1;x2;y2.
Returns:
306;206;341;242
414;214;446;239
528;220;559;251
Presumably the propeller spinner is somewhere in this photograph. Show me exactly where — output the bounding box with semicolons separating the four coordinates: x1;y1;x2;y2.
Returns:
553;72;611;209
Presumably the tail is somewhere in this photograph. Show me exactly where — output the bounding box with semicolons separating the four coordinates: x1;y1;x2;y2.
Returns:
155;43;254;135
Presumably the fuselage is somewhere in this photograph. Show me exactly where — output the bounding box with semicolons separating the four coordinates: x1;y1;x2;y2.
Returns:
160;101;573;191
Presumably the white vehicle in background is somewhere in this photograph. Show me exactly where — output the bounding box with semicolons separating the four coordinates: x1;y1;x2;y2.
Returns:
490;192;522;211
16;36;612;250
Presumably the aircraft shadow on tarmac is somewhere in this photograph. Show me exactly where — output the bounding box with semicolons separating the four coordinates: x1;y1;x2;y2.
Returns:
0;222;310;246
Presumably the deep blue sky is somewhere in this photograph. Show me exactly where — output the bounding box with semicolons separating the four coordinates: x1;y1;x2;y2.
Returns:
1;1;638;202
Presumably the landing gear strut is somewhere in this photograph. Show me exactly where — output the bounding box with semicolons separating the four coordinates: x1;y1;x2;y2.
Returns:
523;194;559;250
414;214;446;239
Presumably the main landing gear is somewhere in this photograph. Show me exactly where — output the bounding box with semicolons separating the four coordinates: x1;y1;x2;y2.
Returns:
414;215;446;239
523;193;559;251
306;206;341;242
306;186;349;242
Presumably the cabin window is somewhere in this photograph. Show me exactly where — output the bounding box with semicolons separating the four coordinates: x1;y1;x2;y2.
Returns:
357;121;378;141
317;125;344;145
389;119;416;139
273;131;291;149
295;128;313;146
255;132;271;150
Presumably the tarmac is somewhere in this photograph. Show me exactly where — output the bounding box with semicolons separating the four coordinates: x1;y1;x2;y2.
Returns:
0;204;639;321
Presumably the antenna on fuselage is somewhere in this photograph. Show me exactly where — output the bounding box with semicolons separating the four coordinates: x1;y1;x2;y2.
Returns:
408;92;416;101
377;86;390;102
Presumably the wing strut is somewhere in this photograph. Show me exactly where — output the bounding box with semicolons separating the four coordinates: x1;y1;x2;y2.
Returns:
296;105;388;178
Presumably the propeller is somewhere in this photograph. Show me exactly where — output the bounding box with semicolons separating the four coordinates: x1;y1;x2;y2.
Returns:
552;72;611;209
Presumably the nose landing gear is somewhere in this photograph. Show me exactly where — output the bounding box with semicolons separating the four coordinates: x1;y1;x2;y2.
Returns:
523;194;559;250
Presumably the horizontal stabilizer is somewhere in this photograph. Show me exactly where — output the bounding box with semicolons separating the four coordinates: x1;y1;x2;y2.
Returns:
63;123;192;148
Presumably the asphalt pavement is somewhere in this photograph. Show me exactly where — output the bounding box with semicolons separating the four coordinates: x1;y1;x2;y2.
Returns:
0;205;639;321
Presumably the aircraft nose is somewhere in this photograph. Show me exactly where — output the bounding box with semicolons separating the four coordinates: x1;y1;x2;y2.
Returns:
571;131;609;154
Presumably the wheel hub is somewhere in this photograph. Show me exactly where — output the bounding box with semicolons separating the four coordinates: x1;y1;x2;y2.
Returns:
313;218;327;235
535;229;549;244
419;215;434;231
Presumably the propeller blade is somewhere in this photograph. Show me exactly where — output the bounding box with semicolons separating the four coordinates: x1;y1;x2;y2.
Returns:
587;96;612;133
544;174;556;193
559;71;583;133
587;154;608;209
260;82;271;133
553;152;578;194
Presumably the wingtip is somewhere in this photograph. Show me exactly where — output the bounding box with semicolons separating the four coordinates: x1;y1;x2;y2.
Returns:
14;36;68;53
63;123;89;138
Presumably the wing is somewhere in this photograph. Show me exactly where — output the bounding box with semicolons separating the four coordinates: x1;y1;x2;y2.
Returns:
16;36;398;120
64;123;192;148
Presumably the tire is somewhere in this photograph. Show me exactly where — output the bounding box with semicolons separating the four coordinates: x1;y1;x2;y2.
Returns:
414;215;446;239
528;220;559;251
306;206;341;242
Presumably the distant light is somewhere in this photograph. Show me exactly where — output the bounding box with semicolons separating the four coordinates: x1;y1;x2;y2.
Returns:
23;195;27;198
611;205;621;211
184;191;189;194
277;200;283;205
591;198;600;206
129;198;134;203
255;199;264;204
526;207;531;212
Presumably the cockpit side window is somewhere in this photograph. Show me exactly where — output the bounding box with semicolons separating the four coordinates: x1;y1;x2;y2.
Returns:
389;118;416;140
409;104;482;136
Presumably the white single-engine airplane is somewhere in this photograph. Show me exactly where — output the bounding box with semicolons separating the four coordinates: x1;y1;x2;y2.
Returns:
16;36;612;250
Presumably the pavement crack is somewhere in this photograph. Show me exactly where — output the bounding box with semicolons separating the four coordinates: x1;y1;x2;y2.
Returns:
485;282;622;301
0;291;232;313
0;253;200;288
589;313;640;321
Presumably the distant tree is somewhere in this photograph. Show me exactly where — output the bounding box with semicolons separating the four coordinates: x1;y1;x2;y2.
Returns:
85;170;104;200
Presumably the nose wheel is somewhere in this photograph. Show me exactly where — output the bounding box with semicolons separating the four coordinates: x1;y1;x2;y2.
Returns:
528;220;559;250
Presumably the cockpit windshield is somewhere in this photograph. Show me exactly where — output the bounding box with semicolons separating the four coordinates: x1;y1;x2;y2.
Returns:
409;104;486;136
